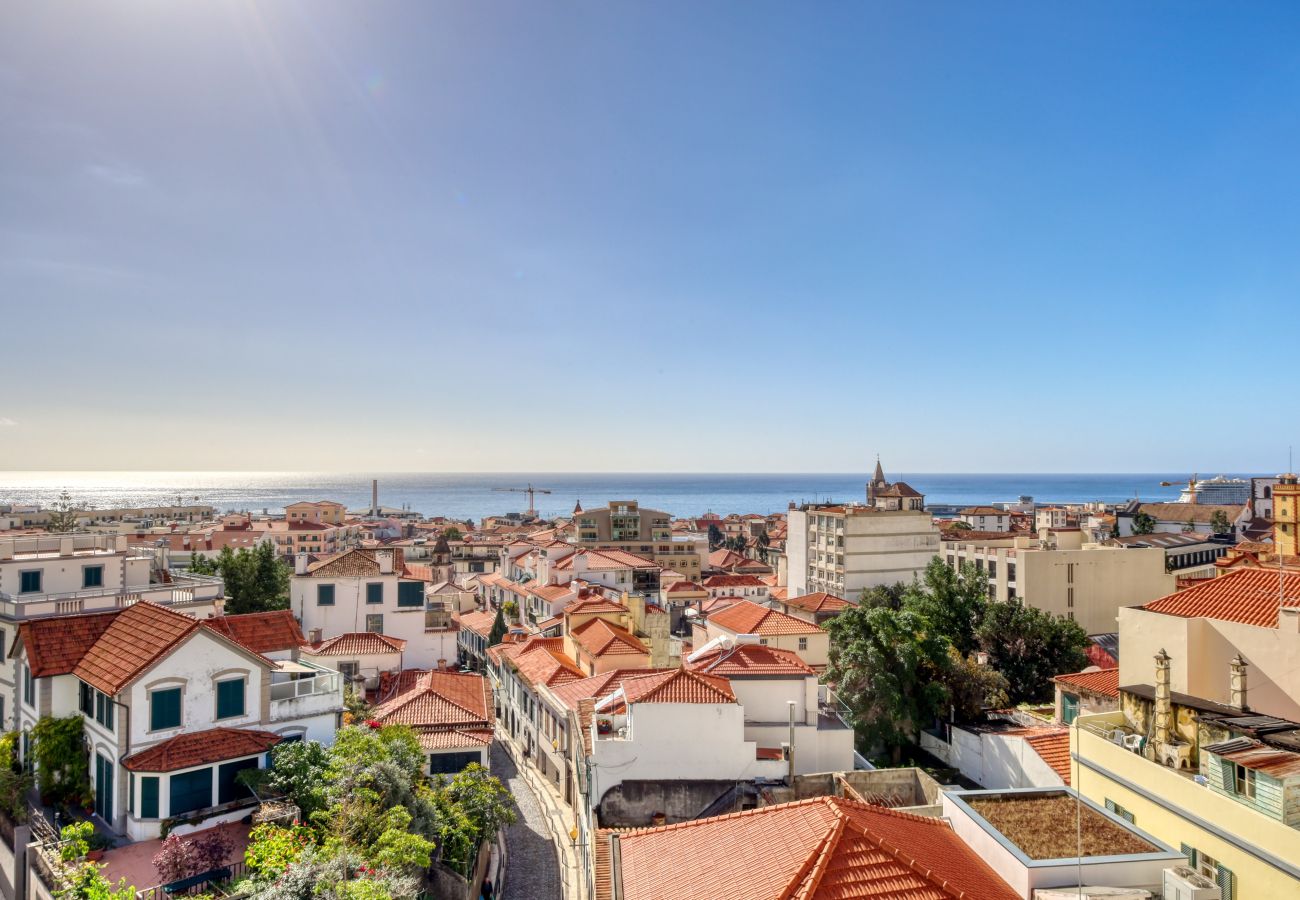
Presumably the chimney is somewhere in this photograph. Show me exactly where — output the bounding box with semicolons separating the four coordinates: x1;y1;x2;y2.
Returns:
309;627;323;644
376;549;394;574
372;479;379;515
1154;648;1172;746
295;552;310;575
1230;654;1249;710
438;659;447;671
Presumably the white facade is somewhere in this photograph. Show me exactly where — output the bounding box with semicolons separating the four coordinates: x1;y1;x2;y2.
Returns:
722;675;853;775
787;506;939;599
292;561;457;670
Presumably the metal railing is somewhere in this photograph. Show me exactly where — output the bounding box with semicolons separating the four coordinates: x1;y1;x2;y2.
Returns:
270;671;341;703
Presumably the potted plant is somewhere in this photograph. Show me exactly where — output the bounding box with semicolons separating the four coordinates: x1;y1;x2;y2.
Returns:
86;831;113;861
596;718;612;735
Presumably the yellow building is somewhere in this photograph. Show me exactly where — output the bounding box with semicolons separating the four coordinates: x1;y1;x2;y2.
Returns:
1275;473;1300;558
1071;569;1300;899
571;500;704;579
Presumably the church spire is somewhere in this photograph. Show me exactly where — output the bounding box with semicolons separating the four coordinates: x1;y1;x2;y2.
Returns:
873;455;885;485
573;498;583;515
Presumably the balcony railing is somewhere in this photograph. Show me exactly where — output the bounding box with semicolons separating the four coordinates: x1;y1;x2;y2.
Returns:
270;669;341;703
0;573;225;619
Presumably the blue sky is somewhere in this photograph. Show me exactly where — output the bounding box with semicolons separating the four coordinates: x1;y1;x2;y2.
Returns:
2;2;1298;472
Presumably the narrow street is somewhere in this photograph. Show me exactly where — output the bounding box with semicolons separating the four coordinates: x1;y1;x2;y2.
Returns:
491;741;562;900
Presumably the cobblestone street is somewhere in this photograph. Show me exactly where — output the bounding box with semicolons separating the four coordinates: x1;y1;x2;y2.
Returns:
492;741;562;900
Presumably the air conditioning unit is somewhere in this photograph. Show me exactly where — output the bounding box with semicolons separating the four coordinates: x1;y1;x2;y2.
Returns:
1034;888;1150;900
1163;867;1222;900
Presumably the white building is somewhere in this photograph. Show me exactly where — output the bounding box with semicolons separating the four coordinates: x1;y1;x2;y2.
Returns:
786;464;938;599
956;507;1012;532
10;603;340;841
685;639;853;774
0;533;226;729
291;548;457;670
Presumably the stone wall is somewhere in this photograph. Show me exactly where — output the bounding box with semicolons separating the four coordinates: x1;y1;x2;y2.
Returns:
597;780;739;827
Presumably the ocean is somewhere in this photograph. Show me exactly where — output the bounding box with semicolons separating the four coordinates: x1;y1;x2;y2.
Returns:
0;472;1235;522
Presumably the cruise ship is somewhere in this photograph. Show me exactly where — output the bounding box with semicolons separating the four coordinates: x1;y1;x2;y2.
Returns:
1172;474;1251;505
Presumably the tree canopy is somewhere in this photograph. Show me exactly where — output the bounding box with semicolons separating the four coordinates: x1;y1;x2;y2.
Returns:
193;543;290;614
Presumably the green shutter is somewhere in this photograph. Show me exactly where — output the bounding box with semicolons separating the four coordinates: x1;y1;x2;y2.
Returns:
217;758;259;805
318;584;335;606
1216;864;1236;900
398;581;423;607
1180;844;1197;867
216;679;245;719
366;582;383;604
83;566;104;588
168;767;213;816
140;776;159;818
150;688;182;731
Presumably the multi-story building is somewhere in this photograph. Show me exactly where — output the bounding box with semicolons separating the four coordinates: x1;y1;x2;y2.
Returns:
786;483;939;600
571;500;704;579
0;533;226;728
10;603;340;840
0;504;214;530
1071;568;1300;899
372;668;494;775
1275;473;1299;558
267;501;363;560
1117;501;1248;538
1107;531;1228;580
693;599;828;669
941;529;1175;633
290;548;457;669
957;506;1012;532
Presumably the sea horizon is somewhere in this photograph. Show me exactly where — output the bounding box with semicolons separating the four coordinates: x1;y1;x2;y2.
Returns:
0;470;1259;521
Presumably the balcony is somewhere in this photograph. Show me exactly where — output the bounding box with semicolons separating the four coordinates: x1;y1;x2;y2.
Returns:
270;662;342;721
0;572;225;620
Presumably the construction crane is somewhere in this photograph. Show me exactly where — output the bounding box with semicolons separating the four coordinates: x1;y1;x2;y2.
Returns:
493;483;552;518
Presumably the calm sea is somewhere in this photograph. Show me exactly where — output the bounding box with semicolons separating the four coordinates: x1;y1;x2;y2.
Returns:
0;472;1230;521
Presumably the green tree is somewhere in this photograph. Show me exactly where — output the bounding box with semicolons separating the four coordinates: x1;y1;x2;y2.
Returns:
975;600;1089;704
901;558;988;656
858;582;906;611
948;520;973;532
45;491;82;533
214;543;290;614
442;527;463;542
240;739;332;821
1108;518;1121;540
1130;511;1157;535
941;647;1010;723
824;605;950;763
488;607;507;646
31;715;90;809
707;524;724;550
1182;517;1196;533
1210;509;1233;535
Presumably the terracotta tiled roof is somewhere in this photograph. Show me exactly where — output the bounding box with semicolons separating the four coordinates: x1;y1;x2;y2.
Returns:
783;592;855;614
304;632;407;656
16;610;120;677
556;548;659;571
123;727;282;772
702;574;766;588
510;640;584;688
563;595;627;616
418;729;494;751
571;618;648;658
74;602;205;695
959;507;1008;516
457;609;497;639
305;548;408;578
204;611;306;654
619;668;735;705
1142;568;1300;628
687;643;815;677
1017;729;1072;785
666;580;704;593
373;670;492;729
546;669;672;711
527;583;572;603
707;600;823;636
594;795;1019;900
1054;667;1119;698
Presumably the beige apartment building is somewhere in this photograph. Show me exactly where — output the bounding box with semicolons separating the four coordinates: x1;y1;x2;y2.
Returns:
941;529;1175;633
571;500;704;579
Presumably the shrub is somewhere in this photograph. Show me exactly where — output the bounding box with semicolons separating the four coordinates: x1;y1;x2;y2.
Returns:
244;822;313;879
152;828;236;885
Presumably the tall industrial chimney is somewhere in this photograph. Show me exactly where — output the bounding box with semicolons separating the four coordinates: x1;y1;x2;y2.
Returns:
372;479;379;516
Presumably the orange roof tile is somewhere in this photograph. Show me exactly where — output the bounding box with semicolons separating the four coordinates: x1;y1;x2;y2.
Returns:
619;668;735;705
204;610;306;654
546;669;673;711
1053;668;1119;698
596;795;1019;900
703;574;767;588
73;602;205;695
571;618;648;658
16;610;120;677
1022;730;1072;785
1143;568;1300;628
510;640;585;688
305;548;409;578
123;727;282;772
418;729;494;751
373;670;492;730
687;643;815;678
666;580;705;593
707;600;823;636
457;609;497;639
783;591;855;614
304;632;407;656
564;595;627;616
